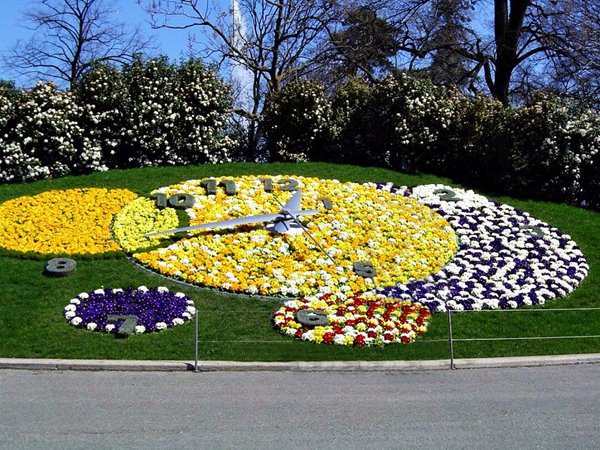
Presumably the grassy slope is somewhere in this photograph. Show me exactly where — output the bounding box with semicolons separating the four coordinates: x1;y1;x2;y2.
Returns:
0;162;598;361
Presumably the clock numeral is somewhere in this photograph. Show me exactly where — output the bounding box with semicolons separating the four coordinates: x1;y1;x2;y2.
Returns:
45;258;76;277
152;193;195;209
168;193;195;209
200;179;237;195
219;179;237;195
260;178;299;192
520;224;546;238
296;309;329;327
151;193;168;209
434;188;462;202
200;179;217;195
319;197;333;210
353;261;376;278
107;314;139;336
261;178;274;192
278;178;299;192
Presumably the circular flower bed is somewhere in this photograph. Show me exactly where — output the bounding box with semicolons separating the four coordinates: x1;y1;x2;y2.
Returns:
114;176;458;297
0;188;138;255
379;184;589;311
272;292;431;346
64;286;195;334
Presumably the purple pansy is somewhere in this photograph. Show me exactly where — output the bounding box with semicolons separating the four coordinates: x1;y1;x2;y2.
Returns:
64;286;195;334
374;184;589;312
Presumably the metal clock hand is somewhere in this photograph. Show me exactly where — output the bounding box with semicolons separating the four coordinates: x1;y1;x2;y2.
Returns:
145;189;319;237
145;210;319;237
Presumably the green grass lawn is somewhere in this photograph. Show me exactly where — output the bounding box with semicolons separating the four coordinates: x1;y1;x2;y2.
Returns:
0;162;598;361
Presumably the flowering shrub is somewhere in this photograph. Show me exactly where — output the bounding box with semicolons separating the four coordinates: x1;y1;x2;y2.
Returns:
442;94;514;189
78;57;234;168
363;74;458;172
0;82;105;182
508;93;600;205
272;292;431;346
64;286;195;334
263;80;334;162
329;77;374;164
0;57;234;183
76;63;129;168
0;188;138;255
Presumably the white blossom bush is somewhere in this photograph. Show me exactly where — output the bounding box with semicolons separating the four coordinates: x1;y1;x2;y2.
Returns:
0;82;43;182
1;82;105;182
171;59;235;164
442;94;514;188
78;57;234;168
508;93;600;205
364;73;458;171
329;77;374;164
76;63;129;168
263;80;334;162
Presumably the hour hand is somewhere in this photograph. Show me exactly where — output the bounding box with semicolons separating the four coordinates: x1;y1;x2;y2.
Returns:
144;213;281;237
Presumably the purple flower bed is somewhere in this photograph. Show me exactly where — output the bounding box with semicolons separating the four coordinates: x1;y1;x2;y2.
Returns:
374;184;589;312
64;286;195;334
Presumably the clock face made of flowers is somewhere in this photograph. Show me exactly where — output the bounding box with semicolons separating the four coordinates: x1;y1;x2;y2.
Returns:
110;175;588;311
0;176;589;315
112;175;459;298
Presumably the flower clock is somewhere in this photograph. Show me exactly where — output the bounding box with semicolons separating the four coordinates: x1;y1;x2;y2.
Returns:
64;286;195;335
0;175;590;346
113;176;458;297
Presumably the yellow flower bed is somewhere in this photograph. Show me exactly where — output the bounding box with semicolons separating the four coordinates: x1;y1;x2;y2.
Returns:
0;188;138;255
112;197;179;252
114;176;458;297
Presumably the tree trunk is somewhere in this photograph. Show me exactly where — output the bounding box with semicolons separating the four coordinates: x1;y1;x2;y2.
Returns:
492;0;530;104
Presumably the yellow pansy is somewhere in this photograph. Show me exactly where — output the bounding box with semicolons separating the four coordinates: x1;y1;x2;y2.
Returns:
0;188;138;255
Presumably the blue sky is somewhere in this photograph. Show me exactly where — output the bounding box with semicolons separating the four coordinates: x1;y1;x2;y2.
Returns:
0;0;199;86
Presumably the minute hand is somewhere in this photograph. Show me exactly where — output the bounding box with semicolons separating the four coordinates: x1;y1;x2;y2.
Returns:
144;209;319;237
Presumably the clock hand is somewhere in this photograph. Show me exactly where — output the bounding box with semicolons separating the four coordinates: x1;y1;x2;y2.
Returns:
144;209;320;237
271;191;340;267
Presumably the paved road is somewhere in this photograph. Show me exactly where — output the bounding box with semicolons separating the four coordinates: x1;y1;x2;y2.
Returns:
1;365;599;449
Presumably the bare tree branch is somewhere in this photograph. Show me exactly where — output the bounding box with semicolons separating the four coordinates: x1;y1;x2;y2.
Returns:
4;0;153;88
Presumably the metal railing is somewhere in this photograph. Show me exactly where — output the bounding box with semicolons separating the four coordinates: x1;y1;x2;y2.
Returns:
189;307;600;372
446;307;600;369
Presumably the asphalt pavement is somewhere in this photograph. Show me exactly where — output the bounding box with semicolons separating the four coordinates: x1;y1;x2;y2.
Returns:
1;363;599;449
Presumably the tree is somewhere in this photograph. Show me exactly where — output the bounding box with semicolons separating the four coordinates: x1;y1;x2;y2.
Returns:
141;0;339;157
326;5;401;83
425;0;475;89
374;0;600;105
4;0;151;88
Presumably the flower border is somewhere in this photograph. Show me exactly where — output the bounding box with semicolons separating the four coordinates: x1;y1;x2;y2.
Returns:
273;292;431;346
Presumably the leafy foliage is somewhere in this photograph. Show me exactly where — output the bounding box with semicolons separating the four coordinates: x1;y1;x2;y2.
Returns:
0;57;234;183
262;80;333;162
261;72;600;209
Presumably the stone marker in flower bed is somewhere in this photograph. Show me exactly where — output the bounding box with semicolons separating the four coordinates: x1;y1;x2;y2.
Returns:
379;184;590;312
272;292;431;347
64;286;195;335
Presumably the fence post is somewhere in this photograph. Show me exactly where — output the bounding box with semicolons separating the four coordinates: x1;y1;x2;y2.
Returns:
194;309;199;372
447;309;455;369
